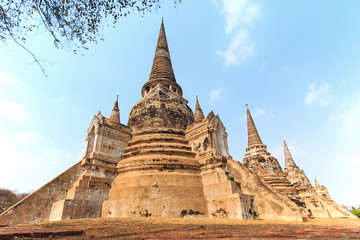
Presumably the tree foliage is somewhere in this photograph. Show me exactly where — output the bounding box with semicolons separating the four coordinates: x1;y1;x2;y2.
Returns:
1;0;177;49
0;188;28;214
349;206;360;218
0;0;178;75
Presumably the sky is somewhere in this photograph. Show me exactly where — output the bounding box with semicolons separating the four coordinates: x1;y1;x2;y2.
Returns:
0;0;359;207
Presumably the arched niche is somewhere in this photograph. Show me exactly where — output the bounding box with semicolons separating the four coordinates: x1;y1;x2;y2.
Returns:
203;137;209;151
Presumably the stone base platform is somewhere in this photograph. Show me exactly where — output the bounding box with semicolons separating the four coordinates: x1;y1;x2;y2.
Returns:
0;226;84;239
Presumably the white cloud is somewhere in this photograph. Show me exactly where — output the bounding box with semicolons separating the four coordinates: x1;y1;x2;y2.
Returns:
244;4;260;27
215;0;260;65
210;88;224;102
217;30;255;65
305;82;332;106
217;0;260;33
0;101;31;122
0;127;81;192
0;79;80;192
12;130;41;143
0;71;19;83
221;0;248;33
252;108;265;118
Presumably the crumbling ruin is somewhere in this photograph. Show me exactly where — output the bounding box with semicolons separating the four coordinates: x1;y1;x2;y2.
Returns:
0;20;355;225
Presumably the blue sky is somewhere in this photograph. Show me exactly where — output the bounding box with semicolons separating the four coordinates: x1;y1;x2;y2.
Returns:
0;0;359;206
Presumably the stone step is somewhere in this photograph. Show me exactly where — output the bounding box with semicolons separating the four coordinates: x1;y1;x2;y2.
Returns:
0;226;84;239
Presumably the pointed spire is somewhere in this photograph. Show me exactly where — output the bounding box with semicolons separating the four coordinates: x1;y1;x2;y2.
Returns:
246;104;263;146
148;19;176;84
283;137;297;170
194;96;205;123
314;178;320;188
142;19;182;97
109;95;120;125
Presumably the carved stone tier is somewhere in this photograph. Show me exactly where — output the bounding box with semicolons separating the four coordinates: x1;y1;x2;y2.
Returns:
102;131;207;218
259;174;303;207
118;133;198;173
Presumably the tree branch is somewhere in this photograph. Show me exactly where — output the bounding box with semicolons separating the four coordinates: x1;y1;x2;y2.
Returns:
1;5;48;77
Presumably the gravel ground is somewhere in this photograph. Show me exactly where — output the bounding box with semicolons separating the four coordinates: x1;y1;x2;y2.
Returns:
18;217;360;239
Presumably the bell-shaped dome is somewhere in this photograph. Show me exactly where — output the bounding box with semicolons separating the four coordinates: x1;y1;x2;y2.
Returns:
128;84;194;135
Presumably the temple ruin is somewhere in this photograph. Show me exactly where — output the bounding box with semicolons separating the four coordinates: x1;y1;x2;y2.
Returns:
0;20;355;225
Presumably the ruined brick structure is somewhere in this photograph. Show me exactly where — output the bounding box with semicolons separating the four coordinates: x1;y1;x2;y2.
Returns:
243;105;304;208
0;20;355;225
244;105;355;219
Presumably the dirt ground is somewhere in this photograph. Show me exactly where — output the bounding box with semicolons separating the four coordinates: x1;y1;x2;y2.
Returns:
19;217;359;239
